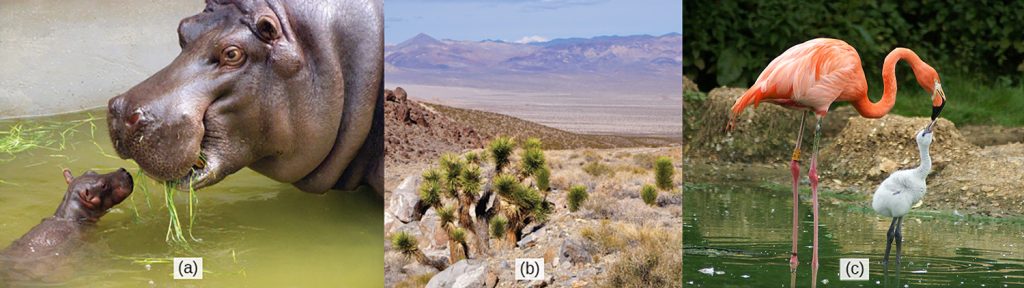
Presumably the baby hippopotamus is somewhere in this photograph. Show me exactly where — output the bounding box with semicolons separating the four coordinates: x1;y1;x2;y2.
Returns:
0;168;133;283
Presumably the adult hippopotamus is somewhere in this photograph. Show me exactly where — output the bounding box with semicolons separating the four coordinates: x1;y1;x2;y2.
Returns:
107;0;383;194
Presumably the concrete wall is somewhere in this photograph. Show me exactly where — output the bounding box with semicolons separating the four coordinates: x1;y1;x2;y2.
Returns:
0;0;203;118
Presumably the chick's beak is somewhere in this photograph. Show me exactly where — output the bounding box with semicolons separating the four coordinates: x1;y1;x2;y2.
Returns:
931;82;946;121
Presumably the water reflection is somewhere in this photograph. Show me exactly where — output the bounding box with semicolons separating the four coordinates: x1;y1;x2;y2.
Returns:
683;180;1023;287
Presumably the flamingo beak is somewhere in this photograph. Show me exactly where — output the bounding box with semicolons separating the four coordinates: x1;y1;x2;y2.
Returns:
924;119;935;135
931;82;946;121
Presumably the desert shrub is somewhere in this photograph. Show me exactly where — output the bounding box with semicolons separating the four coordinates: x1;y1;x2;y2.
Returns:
534;165;550;192
521;146;546;176
654;157;674;191
460;164;482;197
492;174;519;198
448;227;468;261
523;137;543;150
436;205;456;228
601;227;682;288
488;136;515;172
582;161;614;177
418;179;442;208
463;151;482;165
579;220;625;254
489;215;509;238
391;231;446;270
567;185;589;212
394;273;435;288
421;168;441;183
631;153;657;169
391;231;419;256
438;153;464;195
641;184;658;206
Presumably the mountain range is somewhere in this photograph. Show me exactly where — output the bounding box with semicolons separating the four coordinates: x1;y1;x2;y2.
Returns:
385;33;682;93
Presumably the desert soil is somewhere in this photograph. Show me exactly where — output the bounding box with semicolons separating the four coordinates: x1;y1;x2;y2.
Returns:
384;86;683;287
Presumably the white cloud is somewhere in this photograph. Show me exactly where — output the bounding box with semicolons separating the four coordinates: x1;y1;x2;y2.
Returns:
514;35;549;44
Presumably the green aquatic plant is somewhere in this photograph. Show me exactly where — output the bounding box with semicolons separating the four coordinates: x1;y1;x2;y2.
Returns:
0;114;101;160
162;175;201;248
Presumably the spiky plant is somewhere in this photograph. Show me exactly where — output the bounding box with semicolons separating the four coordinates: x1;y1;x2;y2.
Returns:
521;146;546;177
422;168;442;183
437;205;456;230
463;151;482;165
392;231;446;270
641;184;658;206
523;137;543;150
488;136;515;173
493;174;519;199
567;185;589;212
534;165;550;193
654;156;675;191
448;227;469;262
456;164;482;240
439;153;464;197
489;215;508;239
418;178;442;209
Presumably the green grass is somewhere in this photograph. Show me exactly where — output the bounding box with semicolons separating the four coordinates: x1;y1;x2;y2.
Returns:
860;73;1024;126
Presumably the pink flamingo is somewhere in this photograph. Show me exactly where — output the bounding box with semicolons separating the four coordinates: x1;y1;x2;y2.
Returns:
727;38;946;286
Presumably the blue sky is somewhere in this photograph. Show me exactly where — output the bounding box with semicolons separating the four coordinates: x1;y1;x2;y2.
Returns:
385;0;682;44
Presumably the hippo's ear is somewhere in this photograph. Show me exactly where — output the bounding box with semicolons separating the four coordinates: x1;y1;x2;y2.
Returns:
255;15;281;42
63;168;74;184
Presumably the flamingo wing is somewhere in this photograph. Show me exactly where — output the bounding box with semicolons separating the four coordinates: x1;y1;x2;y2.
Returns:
729;38;865;126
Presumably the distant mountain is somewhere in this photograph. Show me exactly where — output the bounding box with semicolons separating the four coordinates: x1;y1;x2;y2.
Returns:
385;33;682;94
385;33;681;74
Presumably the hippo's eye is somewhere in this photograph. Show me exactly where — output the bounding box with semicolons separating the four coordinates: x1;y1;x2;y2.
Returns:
221;46;246;67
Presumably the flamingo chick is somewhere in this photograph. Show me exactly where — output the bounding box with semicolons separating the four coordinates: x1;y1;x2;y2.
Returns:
871;120;936;273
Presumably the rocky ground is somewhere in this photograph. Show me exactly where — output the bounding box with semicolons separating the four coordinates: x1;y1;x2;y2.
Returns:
384;87;683;287
685;83;1024;217
386;148;683;288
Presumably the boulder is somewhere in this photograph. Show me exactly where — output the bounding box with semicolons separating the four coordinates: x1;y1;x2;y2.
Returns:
394;86;408;102
559;238;592;265
389;176;423;223
418;208;449;250
426;259;488;288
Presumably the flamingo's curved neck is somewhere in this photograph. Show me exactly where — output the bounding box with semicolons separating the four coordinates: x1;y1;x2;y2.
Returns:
914;138;932;178
853;48;927;118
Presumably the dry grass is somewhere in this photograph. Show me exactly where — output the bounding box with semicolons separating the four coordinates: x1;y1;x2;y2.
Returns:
583;222;682;288
394;273;435;288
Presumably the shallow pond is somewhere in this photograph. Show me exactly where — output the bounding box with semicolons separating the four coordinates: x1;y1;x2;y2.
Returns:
684;177;1023;287
0;109;383;287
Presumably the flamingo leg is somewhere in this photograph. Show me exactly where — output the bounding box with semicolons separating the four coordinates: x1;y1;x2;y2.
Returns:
883;217;898;275
789;112;808;273
808;115;823;287
895;216;904;279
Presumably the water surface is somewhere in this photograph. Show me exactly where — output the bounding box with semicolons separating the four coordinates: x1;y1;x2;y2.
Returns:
0;109;383;287
684;178;1023;287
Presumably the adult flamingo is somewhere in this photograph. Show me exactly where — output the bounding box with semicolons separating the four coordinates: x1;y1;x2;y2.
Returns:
726;38;946;285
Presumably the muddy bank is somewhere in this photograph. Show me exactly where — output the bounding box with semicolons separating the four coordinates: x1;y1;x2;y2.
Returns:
686;86;1024;216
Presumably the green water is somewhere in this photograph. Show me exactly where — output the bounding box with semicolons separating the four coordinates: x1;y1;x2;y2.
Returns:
684;179;1023;287
0;109;383;287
